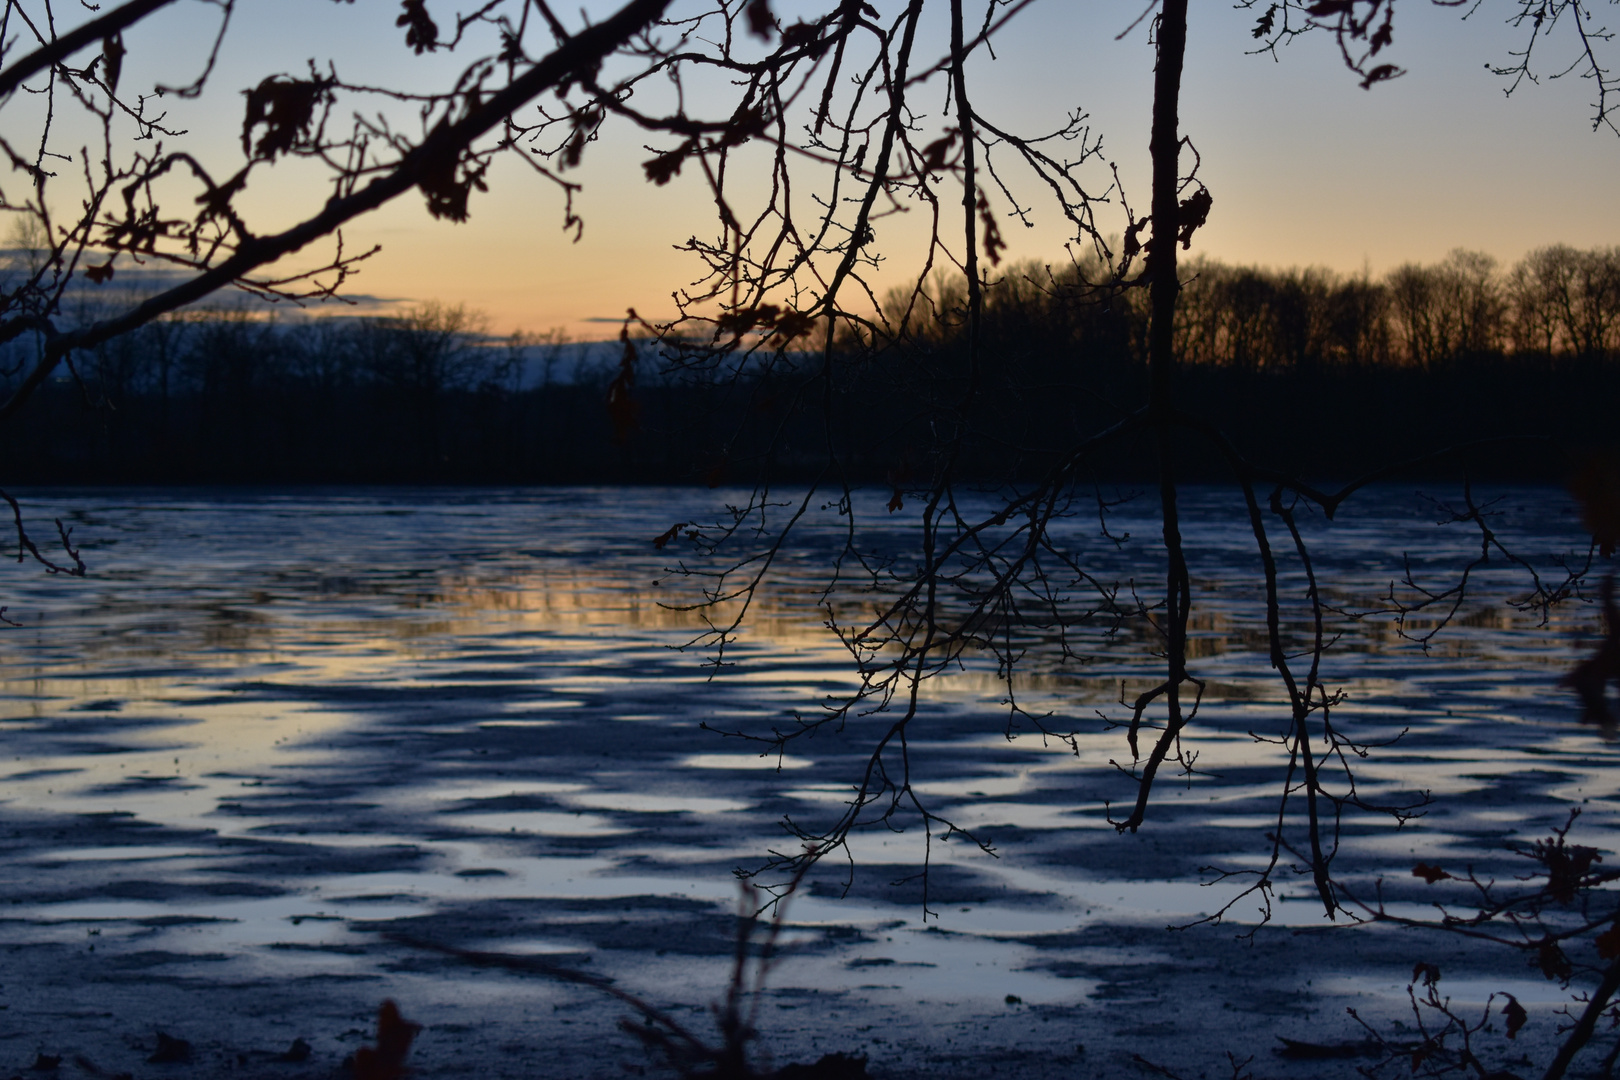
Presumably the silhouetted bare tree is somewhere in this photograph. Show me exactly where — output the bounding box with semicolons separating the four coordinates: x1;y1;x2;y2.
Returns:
620;0;1615;938
3;14;1620;1075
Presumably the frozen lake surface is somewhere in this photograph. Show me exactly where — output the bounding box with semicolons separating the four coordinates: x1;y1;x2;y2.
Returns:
0;486;1611;1079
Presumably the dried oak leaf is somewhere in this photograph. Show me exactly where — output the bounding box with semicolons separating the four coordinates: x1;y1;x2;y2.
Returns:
1409;1038;1436;1071
194;172;248;223
1501;994;1528;1040
242;76;330;160
745;0;775;40
1176;188;1213;250
781;22;822;50
1412;862;1452;884
561;106;603;169
1123;217;1149;259
1251;4;1277;38
1537;941;1573;981
918;130;957;177
497;30;525;64
1359;63;1401;89
717;104;768;149
1539;839;1602;903
652;522;688;550
418;135;488;222
643;140;696;186
351;1000;419;1080
1369;8;1395;54
101;33;125;96
716;305;779;338
976;188;1006;267
397;0;439;53
83;260;115;284
770;309;816;345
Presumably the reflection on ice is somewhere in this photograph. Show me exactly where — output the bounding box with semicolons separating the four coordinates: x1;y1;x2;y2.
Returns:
0;486;1611;1031
681;753;814;771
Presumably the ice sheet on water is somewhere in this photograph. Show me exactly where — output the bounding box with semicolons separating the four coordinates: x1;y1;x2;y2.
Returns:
0;485;1609;1069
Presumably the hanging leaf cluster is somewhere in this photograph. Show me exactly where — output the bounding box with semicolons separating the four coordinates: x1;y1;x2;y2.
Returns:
1533;833;1602;904
976;189;1005;267
713;305;815;345
242;76;334;161
418;131;490;222
1176;187;1212;250
745;0;776;39
397;0;440;54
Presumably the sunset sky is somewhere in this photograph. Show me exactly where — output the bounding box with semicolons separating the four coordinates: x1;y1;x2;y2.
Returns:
53;0;1620;337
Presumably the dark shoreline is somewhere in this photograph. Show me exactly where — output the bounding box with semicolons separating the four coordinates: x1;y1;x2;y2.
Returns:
2;356;1612;488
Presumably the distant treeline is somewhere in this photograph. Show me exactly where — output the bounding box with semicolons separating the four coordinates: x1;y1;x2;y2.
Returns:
0;247;1615;485
867;244;1619;481
893;244;1620;369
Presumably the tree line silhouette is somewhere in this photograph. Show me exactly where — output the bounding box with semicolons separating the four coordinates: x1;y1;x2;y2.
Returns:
896;243;1620;370
2;244;1613;485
